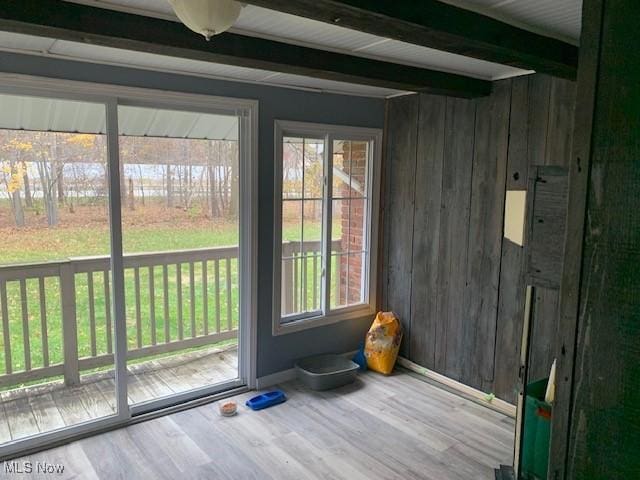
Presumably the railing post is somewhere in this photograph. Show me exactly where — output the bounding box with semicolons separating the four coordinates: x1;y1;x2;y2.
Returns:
60;262;80;386
282;242;294;315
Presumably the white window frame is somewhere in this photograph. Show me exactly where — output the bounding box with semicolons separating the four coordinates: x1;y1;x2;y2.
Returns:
272;120;382;335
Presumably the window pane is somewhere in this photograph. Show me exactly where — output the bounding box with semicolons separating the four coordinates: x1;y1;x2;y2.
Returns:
332;140;368;198
330;253;365;309
331;199;348;254
280;135;325;319
348;141;369;198
303;199;323;245
349;198;367;252
329;140;370;311
302;200;323;312
303;139;324;199
282;137;303;200
330;254;348;310
331;198;367;254
282;199;302;315
282;200;303;246
332;142;350;195
346;252;366;305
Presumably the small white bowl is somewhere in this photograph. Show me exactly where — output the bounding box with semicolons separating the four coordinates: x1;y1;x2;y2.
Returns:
219;400;237;417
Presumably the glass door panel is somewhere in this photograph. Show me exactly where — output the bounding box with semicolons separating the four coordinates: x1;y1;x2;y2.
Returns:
330;140;370;310
0;93;116;444
117;104;240;406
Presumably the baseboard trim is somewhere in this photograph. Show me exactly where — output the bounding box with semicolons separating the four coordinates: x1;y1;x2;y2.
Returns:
255;350;359;390
397;357;517;418
255;368;296;389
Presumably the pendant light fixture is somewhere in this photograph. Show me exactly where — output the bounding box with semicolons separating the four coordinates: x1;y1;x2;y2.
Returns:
168;0;244;41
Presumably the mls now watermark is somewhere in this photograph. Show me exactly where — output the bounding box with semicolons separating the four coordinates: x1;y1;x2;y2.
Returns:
4;461;65;475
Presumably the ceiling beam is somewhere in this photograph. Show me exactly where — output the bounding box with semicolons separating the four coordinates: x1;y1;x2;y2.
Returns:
0;0;491;98
243;0;579;79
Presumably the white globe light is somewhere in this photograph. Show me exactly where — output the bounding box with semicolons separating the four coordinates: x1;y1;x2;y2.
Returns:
168;0;243;41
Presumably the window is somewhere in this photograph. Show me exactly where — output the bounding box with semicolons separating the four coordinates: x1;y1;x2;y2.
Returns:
273;121;381;333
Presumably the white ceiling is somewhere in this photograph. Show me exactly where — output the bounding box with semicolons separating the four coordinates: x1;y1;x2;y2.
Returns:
444;0;581;44
0;1;582;98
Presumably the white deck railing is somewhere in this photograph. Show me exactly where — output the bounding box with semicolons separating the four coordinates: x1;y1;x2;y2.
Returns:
0;240;333;388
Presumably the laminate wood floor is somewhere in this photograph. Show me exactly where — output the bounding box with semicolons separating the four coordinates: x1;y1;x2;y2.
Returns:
0;346;238;445
5;369;514;480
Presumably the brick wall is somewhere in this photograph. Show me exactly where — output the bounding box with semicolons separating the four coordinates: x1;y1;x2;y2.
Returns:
335;140;367;306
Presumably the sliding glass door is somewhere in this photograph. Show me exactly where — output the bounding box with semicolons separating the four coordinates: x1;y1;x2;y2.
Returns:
0;76;256;456
0;93;118;444
117;104;242;409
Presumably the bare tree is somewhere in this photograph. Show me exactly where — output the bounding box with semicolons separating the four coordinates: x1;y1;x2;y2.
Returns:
128;177;135;211
35;151;60;226
23;170;33;208
166;164;174;208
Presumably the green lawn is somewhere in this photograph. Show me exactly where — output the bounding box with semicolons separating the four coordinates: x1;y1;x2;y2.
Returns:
0;222;322;263
0;221;332;380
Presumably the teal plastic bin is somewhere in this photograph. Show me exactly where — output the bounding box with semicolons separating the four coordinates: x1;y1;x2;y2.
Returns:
521;378;552;480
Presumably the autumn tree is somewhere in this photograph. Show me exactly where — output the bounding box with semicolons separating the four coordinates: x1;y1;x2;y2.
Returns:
0;132;37;227
0;155;27;227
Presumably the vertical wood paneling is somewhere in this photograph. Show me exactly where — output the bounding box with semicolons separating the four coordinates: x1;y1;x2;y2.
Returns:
383;73;575;403
494;238;527;403
505;76;530;190
545;78;576;168
463;79;511;390
549;8;601;467
528;288;559;381
528;77;576;385
437;97;476;380
494;75;530;403
561;2;640;477
383;94;419;356
409;94;445;369
526;74;559;394
526;167;570;288
527;75;552;167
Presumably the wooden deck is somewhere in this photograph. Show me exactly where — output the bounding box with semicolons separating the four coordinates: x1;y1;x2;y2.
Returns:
11;368;514;479
0;346;238;444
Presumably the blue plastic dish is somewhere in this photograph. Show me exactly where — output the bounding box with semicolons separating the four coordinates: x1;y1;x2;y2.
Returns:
245;390;287;411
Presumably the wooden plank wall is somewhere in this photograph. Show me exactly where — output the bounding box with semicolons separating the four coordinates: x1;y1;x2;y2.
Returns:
563;0;640;477
382;74;575;403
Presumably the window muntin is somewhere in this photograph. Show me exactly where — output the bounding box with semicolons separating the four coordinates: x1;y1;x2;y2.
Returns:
276;126;376;327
